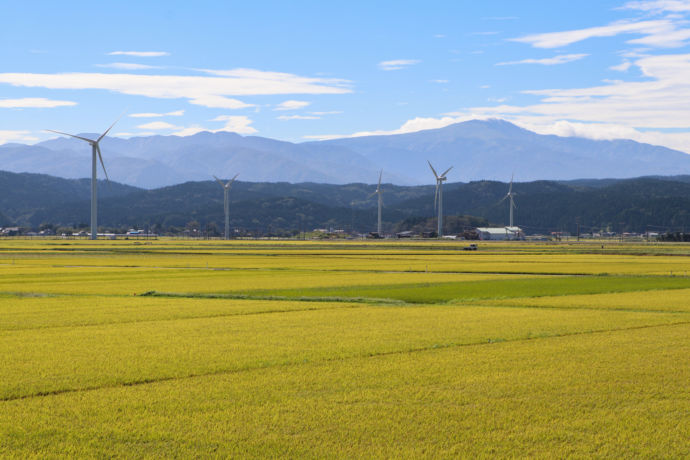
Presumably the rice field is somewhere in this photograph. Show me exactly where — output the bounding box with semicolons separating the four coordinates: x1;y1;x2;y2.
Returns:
1;239;688;458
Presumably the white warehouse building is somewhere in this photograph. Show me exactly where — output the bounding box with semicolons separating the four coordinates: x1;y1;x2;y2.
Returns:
476;227;523;241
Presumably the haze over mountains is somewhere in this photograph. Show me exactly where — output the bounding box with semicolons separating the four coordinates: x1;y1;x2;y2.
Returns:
2;119;690;189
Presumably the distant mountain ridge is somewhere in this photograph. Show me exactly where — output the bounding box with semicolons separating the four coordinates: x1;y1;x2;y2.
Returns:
2;119;690;188
3;169;690;235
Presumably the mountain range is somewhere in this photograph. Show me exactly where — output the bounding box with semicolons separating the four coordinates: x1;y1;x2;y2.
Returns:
2;119;690;189
3;170;690;235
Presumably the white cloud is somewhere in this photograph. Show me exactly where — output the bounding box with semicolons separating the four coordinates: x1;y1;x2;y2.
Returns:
306;113;690;154
129;110;184;118
431;79;449;83
378;59;421;71
96;62;160;70
136;121;180;130
0;69;351;109
108;51;169;57
305;116;471;140
203;115;257;135
113;131;156;138
623;0;690;13
124;115;259;137
304;50;690;152
188;95;254;109
0;97;76;108
274;100;310;111
610;61;633;71
309;111;342;115
627;27;690;47
302;134;347;141
0;130;38;144
277;114;320;120
511;19;688;48
496;53;588;66
169;125;207;136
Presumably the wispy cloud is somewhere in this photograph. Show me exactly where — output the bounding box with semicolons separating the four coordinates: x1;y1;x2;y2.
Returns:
129;115;258;136
277;114;320;120
0;69;351;109
302;134;347;141
129;110;184;118
96;62;160;70
610;61;632;71
188;95;254;109
274;100;310;111
113;131;156;138
136;121;180;130
430;79;449;83
306;51;690;152
108;51;170;57
496;53;588;66
0;97;76;108
309;111;342;115
303;116;466;140
378;59;421;71
0;130;38;144
511;19;690;48
623;0;690;13
206;115;257;134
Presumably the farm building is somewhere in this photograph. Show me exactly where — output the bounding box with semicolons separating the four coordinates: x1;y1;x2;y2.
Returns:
475;226;523;241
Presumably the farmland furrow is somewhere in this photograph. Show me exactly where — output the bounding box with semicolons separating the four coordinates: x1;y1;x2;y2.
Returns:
3;320;687;403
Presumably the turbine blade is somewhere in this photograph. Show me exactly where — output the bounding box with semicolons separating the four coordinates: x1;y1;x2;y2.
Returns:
378;169;383;187
213;175;226;188
96;145;110;182
441;166;453;177
97;112;126;143
228;173;239;187
427;160;439;179
45;129;94;144
367;192;377;199
508;174;514;194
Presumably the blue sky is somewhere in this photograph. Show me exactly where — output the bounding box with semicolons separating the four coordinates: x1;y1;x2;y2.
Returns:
3;0;690;153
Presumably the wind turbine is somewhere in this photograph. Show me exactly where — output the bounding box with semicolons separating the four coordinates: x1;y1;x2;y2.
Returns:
499;174;517;227
45;116;122;240
368;170;384;235
213;174;239;240
428;160;453;237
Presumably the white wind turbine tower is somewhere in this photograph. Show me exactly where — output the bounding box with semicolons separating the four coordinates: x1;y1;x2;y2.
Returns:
214;174;239;240
428;160;453;237
368;170;384;235
46;116;122;240
499;174;517;227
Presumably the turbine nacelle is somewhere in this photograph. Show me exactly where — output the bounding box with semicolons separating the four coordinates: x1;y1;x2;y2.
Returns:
214;173;239;190
428;161;452;210
368;169;384;199
45;113;124;182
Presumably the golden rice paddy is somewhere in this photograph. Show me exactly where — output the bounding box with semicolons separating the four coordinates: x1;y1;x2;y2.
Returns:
0;239;688;457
